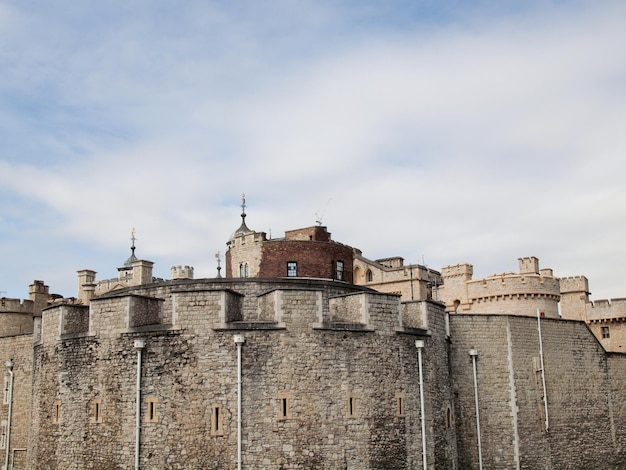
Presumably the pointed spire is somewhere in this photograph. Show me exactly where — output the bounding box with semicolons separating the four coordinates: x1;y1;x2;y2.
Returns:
122;227;139;268
234;193;252;235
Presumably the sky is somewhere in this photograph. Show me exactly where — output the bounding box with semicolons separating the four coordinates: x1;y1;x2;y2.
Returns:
0;0;625;301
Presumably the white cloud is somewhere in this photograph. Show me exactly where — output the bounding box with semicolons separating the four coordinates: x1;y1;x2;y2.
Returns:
1;1;625;300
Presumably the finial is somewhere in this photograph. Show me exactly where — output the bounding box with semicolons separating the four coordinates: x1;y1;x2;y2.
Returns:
130;227;136;255
215;251;222;278
241;193;246;215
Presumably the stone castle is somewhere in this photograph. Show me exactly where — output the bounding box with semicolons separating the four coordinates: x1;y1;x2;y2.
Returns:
2;198;626;469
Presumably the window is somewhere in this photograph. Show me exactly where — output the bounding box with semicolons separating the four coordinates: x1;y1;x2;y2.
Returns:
346;394;358;418
53;400;61;424
0;420;6;450
395;392;406;417
336;261;344;281
239;263;249;278
278;392;293;420
91;399;103;424
145;397;159;423
602;326;610;339
287;261;298;277
2;376;8;405
211;404;224;436
366;270;373;282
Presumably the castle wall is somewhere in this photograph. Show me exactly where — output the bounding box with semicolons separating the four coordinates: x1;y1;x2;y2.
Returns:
30;279;456;469
353;256;438;302
440;259;561;318
0;298;35;337
450;315;623;469
1;334;33;470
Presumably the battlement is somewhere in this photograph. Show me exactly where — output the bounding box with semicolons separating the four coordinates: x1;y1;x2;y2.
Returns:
467;272;560;299
585;298;626;321
171;265;194;280
0;297;35;314
559;276;590;294
518;257;539;274
441;263;473;278
376;257;405;269
28;279;49;295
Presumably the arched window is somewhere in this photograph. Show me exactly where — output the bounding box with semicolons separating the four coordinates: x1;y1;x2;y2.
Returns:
244;263;249;277
353;266;362;283
366;270;373;282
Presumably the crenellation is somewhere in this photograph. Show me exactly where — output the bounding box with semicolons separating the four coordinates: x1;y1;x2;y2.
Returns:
171;265;194;280
5;207;626;468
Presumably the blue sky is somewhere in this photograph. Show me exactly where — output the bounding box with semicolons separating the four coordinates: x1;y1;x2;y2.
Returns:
1;0;625;300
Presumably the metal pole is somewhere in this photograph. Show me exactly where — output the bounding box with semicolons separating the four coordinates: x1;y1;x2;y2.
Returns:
537;310;549;432
469;349;483;470
415;340;427;470
234;335;245;470
134;340;145;470
4;360;14;470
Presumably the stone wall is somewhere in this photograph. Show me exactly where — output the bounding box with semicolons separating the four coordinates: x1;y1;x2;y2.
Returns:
450;314;626;469
0;334;33;470
0;298;34;337
29;278;455;469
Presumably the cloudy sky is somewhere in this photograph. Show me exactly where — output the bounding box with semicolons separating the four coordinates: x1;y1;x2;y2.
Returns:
1;0;625;301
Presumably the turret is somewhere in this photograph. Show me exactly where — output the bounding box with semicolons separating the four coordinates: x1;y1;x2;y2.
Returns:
77;269;97;304
28;280;49;316
559;276;590;321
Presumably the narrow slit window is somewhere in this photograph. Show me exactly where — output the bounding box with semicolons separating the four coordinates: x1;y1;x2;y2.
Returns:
145;397;159;423
0;420;7;450
91;399;103;424
395;392;406;417
346;394;358;418
277;392;293;420
2;376;8;405
211;404;224;435
53;400;61;424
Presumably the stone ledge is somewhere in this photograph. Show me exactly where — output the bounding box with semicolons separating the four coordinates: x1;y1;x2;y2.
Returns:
212;321;287;331
59;332;97;341
312;322;375;332
123;324;178;334
395;327;431;337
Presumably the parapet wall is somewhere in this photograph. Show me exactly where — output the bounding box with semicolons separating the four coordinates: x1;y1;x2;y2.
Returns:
0;298;34;314
560;276;590;294
439;257;562;318
585;298;626;321
0;298;35;337
466;274;560;300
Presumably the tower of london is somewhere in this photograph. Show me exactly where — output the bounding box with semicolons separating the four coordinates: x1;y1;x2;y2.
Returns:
2;199;626;469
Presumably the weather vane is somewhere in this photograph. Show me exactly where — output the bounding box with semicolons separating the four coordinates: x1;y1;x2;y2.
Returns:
215;251;222;278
